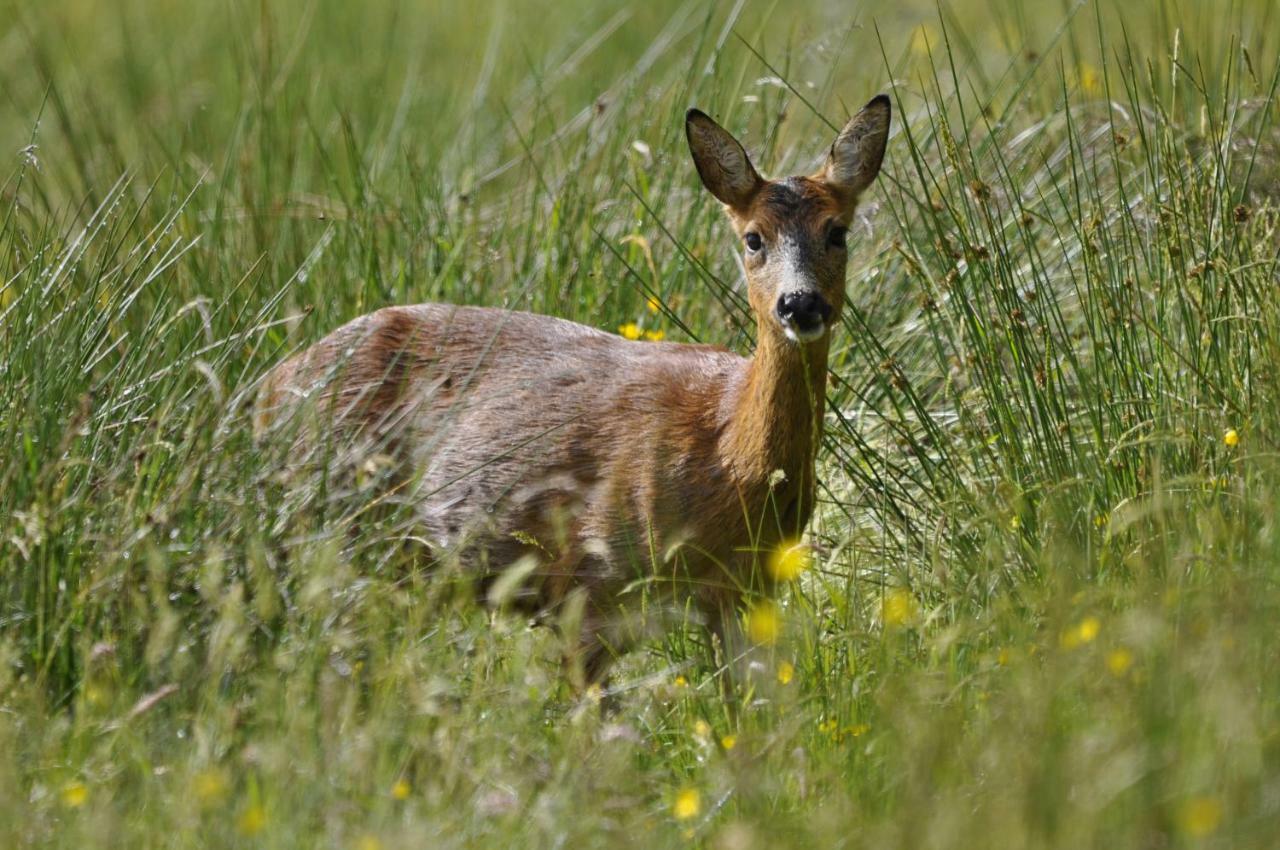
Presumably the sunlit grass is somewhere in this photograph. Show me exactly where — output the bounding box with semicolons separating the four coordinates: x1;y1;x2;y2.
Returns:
2;0;1279;847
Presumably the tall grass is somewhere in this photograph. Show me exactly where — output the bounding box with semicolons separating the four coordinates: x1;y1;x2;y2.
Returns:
2;0;1279;847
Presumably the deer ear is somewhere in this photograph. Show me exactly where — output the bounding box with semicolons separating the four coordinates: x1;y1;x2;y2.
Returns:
685;109;764;210
820;94;891;202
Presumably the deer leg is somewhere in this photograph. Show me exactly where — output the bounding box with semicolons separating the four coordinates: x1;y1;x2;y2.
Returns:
560;587;648;710
701;590;750;695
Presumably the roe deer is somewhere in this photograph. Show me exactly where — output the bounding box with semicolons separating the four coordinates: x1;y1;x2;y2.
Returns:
255;95;891;687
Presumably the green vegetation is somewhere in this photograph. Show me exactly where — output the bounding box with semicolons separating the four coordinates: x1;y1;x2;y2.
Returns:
3;0;1279;846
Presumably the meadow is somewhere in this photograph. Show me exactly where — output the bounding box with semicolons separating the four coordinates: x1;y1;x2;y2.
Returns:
2;0;1279;846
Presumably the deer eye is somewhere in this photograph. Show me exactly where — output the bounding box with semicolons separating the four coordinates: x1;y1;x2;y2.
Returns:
744;232;763;252
828;226;848;249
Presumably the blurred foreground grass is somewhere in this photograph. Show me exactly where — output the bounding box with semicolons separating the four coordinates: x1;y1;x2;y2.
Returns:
2;0;1280;846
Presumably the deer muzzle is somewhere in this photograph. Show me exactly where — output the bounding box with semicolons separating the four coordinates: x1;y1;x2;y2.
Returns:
776;290;832;343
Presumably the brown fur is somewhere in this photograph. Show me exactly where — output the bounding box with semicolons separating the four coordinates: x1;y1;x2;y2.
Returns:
255;96;891;684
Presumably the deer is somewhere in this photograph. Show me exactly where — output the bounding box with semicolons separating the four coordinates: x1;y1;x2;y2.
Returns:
254;94;891;690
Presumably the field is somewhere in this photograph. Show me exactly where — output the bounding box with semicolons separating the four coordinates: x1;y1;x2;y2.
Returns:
3;0;1280;846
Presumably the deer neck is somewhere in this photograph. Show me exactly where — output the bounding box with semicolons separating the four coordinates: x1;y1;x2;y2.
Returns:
721;323;828;490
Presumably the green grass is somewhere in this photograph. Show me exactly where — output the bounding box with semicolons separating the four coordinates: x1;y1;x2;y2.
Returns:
3;0;1280;846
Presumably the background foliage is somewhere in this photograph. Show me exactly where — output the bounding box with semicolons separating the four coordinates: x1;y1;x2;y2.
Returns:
2;0;1279;846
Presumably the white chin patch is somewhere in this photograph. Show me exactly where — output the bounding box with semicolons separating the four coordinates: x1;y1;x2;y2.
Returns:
782;322;826;344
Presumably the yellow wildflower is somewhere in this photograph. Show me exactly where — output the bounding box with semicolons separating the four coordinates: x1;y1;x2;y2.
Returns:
237;803;267;836
83;684;108;707
644;328;666;342
672;787;701;821
390;778;411;800
720;734;737;751
193;768;229;806
821;721;870;743
768;539;811;582
776;660;795;685
882;588;918;627
673;674;688;689
1061;616;1101;649
1079;63;1102;96
745;600;781;645
1106;647;1134;677
1177;796;1223;838
693;720;711;739
646;296;662;314
1224;428;1239;447
618;322;642;340
61;782;88;808
996;647;1012;666
910;24;938;58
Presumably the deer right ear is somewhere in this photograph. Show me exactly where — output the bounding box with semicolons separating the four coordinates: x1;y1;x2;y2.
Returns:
820;94;892;202
685;109;763;210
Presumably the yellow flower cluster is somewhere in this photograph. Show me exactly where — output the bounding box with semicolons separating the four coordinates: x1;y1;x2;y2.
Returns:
776;660;795;685
61;782;88;808
1060;616;1101;649
672;787;701;820
193;768;229;806
745;600;780;645
1078;63;1103;96
1178;796;1223;837
909;24;938;58
237;803;267;836
882;588;919;627
818;718;871;743
768;539;811;582
1106;647;1134;676
618;322;665;342
691;717;737;751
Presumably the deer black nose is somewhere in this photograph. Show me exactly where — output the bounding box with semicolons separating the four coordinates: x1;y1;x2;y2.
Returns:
776;290;832;332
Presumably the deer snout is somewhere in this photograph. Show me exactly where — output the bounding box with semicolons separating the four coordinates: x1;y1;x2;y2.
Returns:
776;291;832;343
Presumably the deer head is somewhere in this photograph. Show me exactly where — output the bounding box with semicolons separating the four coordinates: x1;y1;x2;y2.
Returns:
685;95;891;345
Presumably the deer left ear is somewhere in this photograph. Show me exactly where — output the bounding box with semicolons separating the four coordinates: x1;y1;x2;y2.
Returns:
686;108;764;211
820;94;891;203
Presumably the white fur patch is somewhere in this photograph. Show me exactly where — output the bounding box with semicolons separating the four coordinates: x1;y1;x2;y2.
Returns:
782;321;826;344
775;236;826;343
